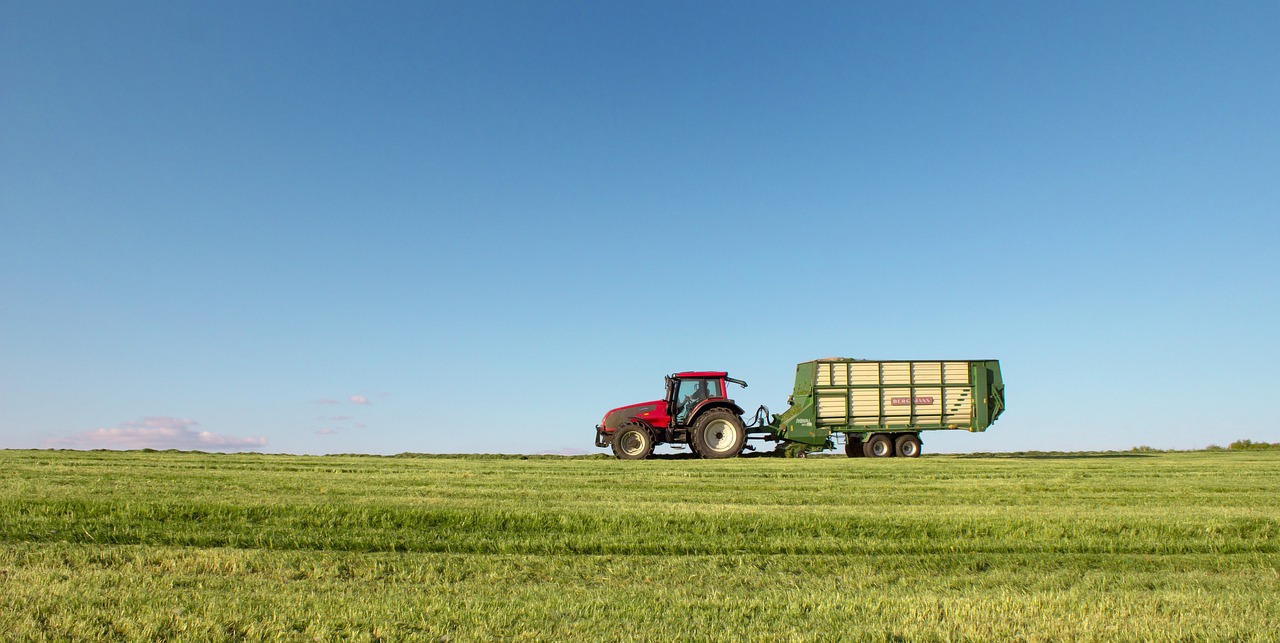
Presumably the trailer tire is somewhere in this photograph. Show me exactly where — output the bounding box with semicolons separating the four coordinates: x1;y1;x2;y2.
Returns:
611;423;654;460
845;436;864;458
895;434;922;458
863;433;894;458
690;408;746;459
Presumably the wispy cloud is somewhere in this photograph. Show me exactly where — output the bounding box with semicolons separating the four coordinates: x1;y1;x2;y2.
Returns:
320;415;353;421
48;417;267;451
353;422;367;429
316;428;337;436
314;394;381;406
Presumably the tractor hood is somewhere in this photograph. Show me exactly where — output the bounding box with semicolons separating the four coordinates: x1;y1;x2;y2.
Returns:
599;400;668;432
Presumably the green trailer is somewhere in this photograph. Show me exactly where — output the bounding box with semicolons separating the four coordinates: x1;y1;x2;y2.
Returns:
761;358;1005;457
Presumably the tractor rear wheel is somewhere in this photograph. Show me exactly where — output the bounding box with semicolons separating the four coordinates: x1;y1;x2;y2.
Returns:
691;409;746;459
687;434;702;458
863;433;894;458
895;434;922;458
611;423;654;460
845;436;864;458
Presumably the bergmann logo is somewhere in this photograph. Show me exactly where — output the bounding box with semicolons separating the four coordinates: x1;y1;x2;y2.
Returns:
891;397;935;406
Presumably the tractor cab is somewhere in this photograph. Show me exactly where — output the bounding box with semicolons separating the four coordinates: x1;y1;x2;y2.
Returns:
664;371;748;426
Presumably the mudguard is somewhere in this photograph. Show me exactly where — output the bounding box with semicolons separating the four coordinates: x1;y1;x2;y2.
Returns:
686;399;745;426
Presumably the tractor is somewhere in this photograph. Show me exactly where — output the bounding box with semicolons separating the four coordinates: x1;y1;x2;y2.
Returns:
594;371;762;459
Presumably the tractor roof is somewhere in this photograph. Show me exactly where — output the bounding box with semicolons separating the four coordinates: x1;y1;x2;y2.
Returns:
672;371;728;378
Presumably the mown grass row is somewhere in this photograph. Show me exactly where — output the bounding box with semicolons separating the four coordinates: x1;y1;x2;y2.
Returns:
4;450;1276;556
4;497;1276;557
4;544;1277;641
2;449;1278;640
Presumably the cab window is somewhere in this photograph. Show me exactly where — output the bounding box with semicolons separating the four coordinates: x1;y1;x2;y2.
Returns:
675;378;722;422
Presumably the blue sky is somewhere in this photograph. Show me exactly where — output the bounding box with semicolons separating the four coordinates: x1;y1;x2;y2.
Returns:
2;1;1277;455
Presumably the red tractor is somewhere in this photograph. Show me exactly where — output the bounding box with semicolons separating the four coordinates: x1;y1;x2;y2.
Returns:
594;371;756;459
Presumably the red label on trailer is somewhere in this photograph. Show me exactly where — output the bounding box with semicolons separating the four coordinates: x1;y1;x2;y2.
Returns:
891;397;934;405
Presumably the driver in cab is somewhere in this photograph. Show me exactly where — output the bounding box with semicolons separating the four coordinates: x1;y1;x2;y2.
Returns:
678;380;712;422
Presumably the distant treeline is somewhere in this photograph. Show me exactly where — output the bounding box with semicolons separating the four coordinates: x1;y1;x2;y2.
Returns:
1216;439;1280;451
1133;439;1280;453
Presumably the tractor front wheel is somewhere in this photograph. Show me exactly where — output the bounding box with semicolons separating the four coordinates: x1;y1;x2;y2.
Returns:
612;423;654;460
691;409;746;459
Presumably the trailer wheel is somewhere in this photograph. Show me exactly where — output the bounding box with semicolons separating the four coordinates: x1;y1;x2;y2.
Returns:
691;409;746;459
611;423;654;460
863;433;894;458
845;436;864;458
895;434;922;458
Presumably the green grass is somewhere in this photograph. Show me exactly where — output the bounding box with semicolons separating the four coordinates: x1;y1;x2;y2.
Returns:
2;449;1277;641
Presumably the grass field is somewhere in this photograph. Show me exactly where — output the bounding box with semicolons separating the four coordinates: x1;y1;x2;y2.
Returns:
2;448;1277;641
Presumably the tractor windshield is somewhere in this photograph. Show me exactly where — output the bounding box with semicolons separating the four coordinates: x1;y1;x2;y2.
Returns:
675;378;722;423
